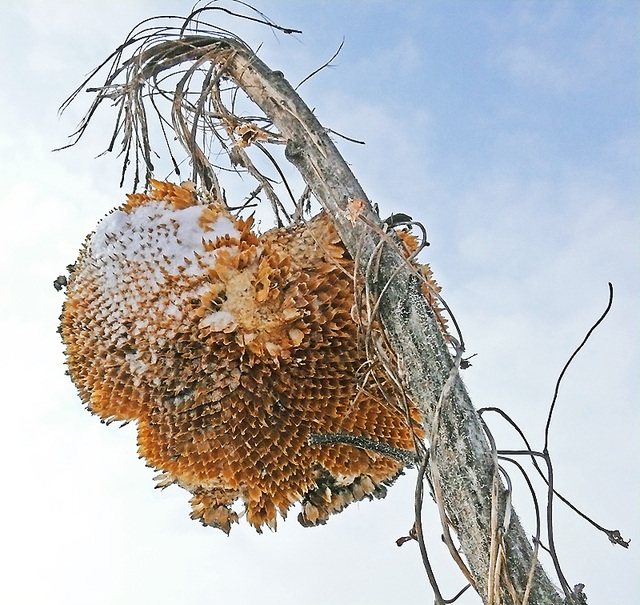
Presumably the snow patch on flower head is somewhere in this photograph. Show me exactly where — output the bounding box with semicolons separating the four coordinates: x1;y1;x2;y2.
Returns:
90;201;239;276
79;196;242;333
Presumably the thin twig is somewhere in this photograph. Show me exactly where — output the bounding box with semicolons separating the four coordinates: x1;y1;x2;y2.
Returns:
544;283;614;452
180;1;302;37
326;128;366;145
498;456;542;605
308;432;418;466
414;451;446;605
296;39;344;90
483;406;630;548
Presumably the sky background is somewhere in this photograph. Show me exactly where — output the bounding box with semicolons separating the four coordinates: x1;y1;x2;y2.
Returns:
1;1;638;603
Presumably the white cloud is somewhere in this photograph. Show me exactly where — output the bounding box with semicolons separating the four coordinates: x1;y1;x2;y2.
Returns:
493;2;639;95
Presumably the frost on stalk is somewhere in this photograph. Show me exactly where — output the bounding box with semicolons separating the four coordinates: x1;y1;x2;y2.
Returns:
60;180;431;533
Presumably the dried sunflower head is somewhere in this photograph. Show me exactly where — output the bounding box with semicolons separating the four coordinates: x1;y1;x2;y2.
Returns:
60;180;425;533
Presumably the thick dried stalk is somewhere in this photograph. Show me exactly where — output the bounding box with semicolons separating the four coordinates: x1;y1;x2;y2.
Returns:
182;37;565;605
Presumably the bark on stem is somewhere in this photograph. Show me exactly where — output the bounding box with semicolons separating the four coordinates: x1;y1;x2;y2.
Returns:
142;37;565;604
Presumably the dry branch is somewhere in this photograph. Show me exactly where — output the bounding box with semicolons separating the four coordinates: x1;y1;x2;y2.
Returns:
161;35;564;605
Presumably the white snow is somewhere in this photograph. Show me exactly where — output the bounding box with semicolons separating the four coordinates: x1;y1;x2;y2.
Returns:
199;311;236;332
125;351;147;375
86;200;240;307
91;202;238;266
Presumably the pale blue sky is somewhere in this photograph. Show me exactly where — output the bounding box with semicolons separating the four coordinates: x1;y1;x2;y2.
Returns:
1;2;638;604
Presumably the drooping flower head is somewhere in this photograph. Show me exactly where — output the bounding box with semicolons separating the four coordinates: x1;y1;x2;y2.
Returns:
61;180;426;533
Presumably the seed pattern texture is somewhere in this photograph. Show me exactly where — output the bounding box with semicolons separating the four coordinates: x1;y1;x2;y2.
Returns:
60;180;435;533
